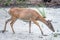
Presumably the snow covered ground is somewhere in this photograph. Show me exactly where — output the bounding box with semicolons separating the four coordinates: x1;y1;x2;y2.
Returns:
0;7;60;40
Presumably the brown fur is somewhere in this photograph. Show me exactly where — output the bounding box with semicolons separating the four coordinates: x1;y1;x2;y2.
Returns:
2;7;55;35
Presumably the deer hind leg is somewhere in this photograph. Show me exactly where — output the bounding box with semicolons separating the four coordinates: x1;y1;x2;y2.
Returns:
10;17;17;33
31;18;44;35
2;18;12;33
29;21;31;33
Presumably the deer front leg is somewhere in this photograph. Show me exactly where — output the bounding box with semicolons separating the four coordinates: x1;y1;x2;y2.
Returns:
10;17;17;33
29;21;31;33
2;18;11;33
31;18;44;35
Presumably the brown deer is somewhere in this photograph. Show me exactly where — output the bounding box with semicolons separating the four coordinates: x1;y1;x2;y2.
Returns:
2;7;55;35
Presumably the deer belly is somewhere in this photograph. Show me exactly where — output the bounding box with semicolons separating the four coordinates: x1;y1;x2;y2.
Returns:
19;14;32;21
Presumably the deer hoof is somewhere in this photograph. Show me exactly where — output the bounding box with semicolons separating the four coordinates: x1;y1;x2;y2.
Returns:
2;30;5;33
43;34;48;36
13;32;15;34
29;31;31;33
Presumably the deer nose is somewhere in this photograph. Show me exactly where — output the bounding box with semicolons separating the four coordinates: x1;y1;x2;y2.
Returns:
50;27;55;32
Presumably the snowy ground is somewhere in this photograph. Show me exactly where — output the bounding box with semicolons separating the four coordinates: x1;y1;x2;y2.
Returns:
0;8;60;40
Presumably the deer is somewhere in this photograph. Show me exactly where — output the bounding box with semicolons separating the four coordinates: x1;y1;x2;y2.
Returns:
2;7;55;35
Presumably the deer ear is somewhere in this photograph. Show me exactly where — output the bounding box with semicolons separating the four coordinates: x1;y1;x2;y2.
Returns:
48;20;52;22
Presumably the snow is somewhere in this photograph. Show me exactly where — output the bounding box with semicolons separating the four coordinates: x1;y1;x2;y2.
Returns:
0;8;60;40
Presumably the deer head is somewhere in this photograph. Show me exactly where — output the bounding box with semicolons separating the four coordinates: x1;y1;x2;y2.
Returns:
47;20;55;32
